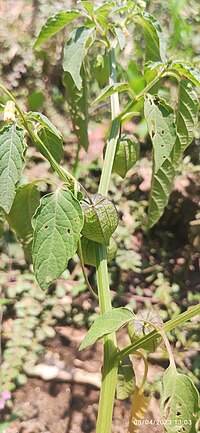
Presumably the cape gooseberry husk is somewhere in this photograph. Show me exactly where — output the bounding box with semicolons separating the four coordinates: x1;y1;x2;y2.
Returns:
81;194;119;245
128;309;163;352
112;134;140;179
81;236;117;267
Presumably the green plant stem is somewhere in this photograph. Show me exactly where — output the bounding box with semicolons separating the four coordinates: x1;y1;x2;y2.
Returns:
95;244;117;433
117;303;200;361
73;141;81;177
95;48;121;433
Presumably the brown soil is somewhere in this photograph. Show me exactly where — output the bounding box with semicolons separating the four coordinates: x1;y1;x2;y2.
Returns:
4;327;164;433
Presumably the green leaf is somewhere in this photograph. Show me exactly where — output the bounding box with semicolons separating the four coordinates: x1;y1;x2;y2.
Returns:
116;356;135;400
114;26;126;50
34;10;80;48
161;366;200;432
79;307;135;350
81;235;117;267
7;183;40;262
63;69;89;151
32;188;84;290
147;79;198;229
94;3;114;28
93;83;130;105
173;80;198;164
38;127;63;163
0;207;5;238
81;194;119;245
144;94;176;173
134;12;165;62
28;112;62;138
171;61;200;88
63;26;96;90
0;124;25;213
80;1;94;14
147;158;175;229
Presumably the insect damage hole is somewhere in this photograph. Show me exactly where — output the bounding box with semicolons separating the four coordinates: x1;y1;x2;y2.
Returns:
67;228;71;234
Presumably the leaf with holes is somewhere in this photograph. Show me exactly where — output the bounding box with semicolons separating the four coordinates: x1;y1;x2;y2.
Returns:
32;189;84;290
147;158;175;229
34;10;80;48
81;194;118;245
79;307;135;350
134;12;165;62
116;356;135;400
63;26;96;90
173;80;198;164
38;128;63;163
161;366;200;433
144;94;176;173
0;124;25;213
63;69;89;151
128;387;151;432
171;62;200;88
7;183;40;262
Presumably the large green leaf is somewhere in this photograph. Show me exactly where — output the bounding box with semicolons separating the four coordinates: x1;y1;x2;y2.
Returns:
147;158;175;229
7;183;40;262
0;207;5;238
0;124;25;213
32;188;84;290
144;94;176;173
144;94;177;229
79;307;135;350
134;12;165;62
173;80;198;164
63;69;89;151
63;26;96;90
81;194;119;245
38;127;63;163
147;79;198;228
171;62;200;88
34;10;80;48
116;356;135;400
161;366;200;432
